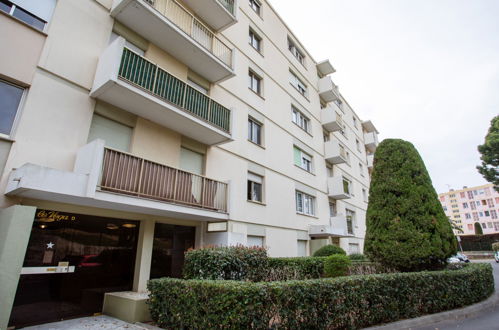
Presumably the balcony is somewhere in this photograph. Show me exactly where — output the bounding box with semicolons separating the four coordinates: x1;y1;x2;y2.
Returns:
309;214;350;238
318;76;340;103
364;132;379;153
111;0;234;83
324;140;347;164
182;0;237;31
367;154;374;169
327;176;351;200
321;104;343;132
362;120;378;133
316;59;336;76
6;140;229;221
90;38;231;145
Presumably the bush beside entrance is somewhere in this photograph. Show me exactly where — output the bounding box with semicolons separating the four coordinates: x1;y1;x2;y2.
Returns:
148;263;494;329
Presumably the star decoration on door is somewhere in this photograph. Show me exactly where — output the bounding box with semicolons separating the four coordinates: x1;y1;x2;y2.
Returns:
46;242;55;249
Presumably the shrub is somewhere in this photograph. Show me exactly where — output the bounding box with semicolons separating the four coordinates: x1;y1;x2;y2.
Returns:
349;253;368;261
183;245;268;281
324;254;351;277
493;242;499;251
312;244;346;257
266;257;326;280
365;139;457;272
348;261;394;276
148;264;494;329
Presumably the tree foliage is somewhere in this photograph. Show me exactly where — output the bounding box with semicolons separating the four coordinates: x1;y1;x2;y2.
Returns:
364;139;457;272
477;116;499;192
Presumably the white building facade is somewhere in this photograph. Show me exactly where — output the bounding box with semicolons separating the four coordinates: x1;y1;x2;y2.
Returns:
0;0;379;327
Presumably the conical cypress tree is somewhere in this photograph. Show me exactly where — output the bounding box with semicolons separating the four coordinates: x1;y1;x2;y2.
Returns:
364;139;457;272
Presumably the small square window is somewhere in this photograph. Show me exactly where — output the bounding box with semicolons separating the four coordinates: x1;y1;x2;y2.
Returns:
247;172;263;202
248;70;262;95
248;117;262;145
291;106;310;133
249;29;262;52
249;0;261;15
296;191;315;216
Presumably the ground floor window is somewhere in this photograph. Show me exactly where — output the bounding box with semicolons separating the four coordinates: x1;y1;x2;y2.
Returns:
247;235;264;247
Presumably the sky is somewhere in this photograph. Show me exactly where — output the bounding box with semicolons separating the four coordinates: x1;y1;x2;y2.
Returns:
269;0;499;193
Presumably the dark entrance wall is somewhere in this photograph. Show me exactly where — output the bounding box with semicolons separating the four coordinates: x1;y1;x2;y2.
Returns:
8;209;140;328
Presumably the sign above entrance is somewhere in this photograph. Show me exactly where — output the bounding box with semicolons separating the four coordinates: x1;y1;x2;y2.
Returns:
36;210;77;222
207;221;228;232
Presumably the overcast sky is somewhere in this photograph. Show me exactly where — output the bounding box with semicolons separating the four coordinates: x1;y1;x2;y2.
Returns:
269;0;499;193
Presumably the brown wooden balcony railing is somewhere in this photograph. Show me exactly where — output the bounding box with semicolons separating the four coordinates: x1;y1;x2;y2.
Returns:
100;148;228;213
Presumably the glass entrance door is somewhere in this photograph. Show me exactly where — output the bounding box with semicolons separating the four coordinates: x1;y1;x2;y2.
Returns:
8;210;140;328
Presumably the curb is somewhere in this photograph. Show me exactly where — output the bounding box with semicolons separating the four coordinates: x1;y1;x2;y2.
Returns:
365;292;499;330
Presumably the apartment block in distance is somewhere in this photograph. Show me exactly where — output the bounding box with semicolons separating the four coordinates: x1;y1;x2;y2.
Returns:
0;0;379;327
439;184;499;236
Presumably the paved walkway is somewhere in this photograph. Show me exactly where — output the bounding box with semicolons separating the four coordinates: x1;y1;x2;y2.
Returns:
23;315;154;330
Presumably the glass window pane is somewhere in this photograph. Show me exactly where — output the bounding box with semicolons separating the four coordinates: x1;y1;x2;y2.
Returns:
12;6;46;30
0;80;24;136
87;114;132;152
0;0;11;13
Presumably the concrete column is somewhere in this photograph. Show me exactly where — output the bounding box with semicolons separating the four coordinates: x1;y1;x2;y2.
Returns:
0;205;36;330
133;220;155;292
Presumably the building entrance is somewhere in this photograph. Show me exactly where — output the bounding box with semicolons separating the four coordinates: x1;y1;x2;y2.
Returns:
8;210;140;328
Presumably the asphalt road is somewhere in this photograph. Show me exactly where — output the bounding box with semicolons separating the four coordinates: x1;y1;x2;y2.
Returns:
414;260;499;330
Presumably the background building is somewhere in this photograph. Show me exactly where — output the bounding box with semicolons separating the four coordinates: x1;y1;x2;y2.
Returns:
439;184;499;236
0;0;379;327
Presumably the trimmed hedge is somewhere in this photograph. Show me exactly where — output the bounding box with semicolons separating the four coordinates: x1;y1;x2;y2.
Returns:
183;245;268;281
313;244;346;257
266;257;326;281
148;263;494;329
349;253;368;261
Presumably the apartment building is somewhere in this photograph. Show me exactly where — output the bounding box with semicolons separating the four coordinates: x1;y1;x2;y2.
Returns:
0;0;379;327
439;184;499;236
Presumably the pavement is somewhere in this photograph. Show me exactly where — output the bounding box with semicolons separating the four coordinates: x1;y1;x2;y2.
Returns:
367;259;499;330
21;316;161;330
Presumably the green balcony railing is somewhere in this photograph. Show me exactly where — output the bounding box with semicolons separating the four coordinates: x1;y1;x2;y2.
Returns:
218;0;235;15
118;48;231;133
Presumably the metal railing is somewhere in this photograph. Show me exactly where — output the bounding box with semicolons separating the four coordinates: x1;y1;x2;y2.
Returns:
146;0;233;68
100;148;228;213
218;0;235;15
118;48;231;133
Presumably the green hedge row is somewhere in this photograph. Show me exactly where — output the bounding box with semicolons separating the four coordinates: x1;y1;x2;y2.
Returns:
148;263;494;329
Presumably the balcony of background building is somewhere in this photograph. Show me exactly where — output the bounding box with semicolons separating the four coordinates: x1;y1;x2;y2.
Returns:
309;214;350;238
321;103;343;132
316;59;336;77
111;0;234;83
91;37;232;145
327;175;351;200
364;132;379;153
6;140;229;221
362;120;378;133
324;140;347;165
182;0;237;31
318;76;340;103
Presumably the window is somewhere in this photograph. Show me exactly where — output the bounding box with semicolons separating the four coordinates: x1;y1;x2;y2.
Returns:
293;146;312;172
472;212;479;221
482;200;487;206
353;117;358;129
247;235;264;247
496;197;499;204
485;211;490;217
362;188;368;202
479;212;484;217
346;209;355;235
340;125;348;139
287;38;305;65
356;139;361;152
0;0;55;31
465;213;471;219
291;106;310;132
488;222;493;228
87;114;132;152
249;0;261;15
463;202;468;208
323;131;330;142
470;202;476;210
477;201;481;207
248;70;262;95
110;32;145;56
467;224;473;231
487;199;494;208
481;223;486;229
491;210;498;220
180;147;204;175
187;78;209;94
343;177;352;196
297;240;308;257
248;117;262;145
0;79;24;137
296;191;315;216
443;206;447;211
248;29;262;52
247;172;263;203
359;163;364;177
460;192;466;198
439;196;445;202
467;191;474;199
329;201;337;217
289;71;307;97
